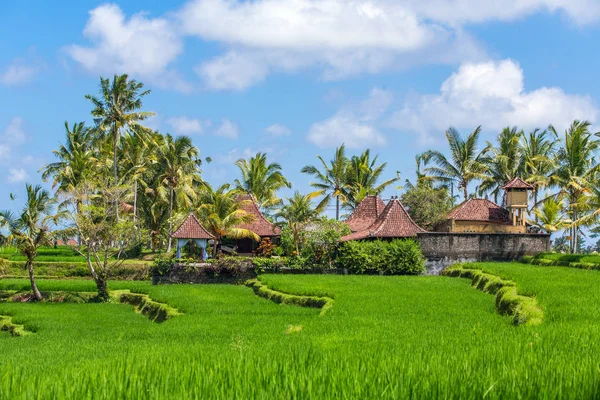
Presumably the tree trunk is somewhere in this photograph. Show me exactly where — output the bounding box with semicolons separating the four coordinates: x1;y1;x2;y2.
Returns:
113;128;120;221
133;180;138;224
533;188;538;223
94;277;109;302
213;238;219;258
335;195;340;221
26;259;43;301
463;184;468;201
167;187;174;253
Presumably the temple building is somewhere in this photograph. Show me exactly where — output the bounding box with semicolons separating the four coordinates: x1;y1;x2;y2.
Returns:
341;196;426;241
233;194;281;254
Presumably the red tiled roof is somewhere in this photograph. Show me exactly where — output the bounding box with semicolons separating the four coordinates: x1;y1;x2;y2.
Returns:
341;198;426;241
501;177;534;190
344;195;387;232
171;213;215;239
235;194;281;237
447;198;510;223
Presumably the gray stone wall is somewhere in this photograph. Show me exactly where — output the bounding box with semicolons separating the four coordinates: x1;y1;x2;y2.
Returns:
417;232;550;262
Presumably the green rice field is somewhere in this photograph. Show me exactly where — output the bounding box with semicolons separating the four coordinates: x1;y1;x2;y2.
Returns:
1;262;599;399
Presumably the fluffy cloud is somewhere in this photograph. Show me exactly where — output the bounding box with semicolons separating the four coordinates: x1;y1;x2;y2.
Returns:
166;116;208;135
67;4;189;91
3;117;27;145
214;119;240;139
265;124;292;137
7;168;29;184
0;59;40;86
393;59;598;143
307;88;391;148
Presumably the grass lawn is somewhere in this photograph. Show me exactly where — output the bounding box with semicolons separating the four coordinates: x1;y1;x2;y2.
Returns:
0;246;88;262
1;263;599;398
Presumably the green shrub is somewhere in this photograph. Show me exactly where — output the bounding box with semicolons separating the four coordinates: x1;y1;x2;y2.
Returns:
337;240;425;275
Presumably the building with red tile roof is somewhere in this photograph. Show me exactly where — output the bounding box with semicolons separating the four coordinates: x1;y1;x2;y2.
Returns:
171;213;215;240
341;197;426;241
439;198;526;233
343;195;387;233
501;177;534;190
233;194;281;253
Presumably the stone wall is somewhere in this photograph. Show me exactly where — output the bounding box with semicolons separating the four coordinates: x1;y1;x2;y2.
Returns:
417;232;550;261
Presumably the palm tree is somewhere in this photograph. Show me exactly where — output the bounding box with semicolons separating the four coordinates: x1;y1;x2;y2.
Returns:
86;74;153;216
423;127;488;201
521;128;556;217
343;149;400;209
550;120;600;253
479;127;524;204
234;152;291;209
156;134;203;252
195;184;259;255
0;185;61;301
41;122;97;195
275;192;324;254
533;197;566;233
301;145;349;220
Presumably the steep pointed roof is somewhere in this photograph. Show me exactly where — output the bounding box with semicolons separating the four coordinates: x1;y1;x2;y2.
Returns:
501;177;534;190
447;198;510;223
235;194;281;237
341;198;426;241
171;213;215;239
344;195;387;233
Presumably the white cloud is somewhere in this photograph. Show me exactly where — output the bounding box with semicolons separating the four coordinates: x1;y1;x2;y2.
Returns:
393;59;599;143
0;145;9;162
0;59;40;86
3;117;27;145
213;146;273;164
214;119;240;139
265;124;292;137
7;168;29;184
166;116;208;135
67;4;189;91
308;88;390;148
196;51;270;90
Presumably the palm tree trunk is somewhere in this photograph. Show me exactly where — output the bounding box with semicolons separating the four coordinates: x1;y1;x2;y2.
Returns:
167;187;174;253
533;188;538;223
133;180;138;224
26;258;42;301
113;127;120;221
335;195;340;221
463;184;468;201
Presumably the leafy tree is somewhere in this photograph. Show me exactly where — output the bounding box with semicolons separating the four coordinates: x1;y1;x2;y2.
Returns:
550;121;600;253
423;127;488;200
0;185;61;301
533;197;566;233
521;128;556;217
479;127;524;204
194;184;259;255
343;149;400;209
401;184;452;231
302;145;349;220
86;74;153;216
300;219;350;268
274;192;324;254
234;152;291;209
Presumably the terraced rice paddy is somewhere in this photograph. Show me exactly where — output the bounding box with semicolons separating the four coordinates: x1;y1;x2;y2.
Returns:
1;262;599;399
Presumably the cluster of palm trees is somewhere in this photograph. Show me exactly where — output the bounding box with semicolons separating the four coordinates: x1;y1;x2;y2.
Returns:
421;121;600;253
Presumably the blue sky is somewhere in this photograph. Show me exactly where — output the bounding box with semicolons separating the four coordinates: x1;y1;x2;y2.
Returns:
2;0;600;215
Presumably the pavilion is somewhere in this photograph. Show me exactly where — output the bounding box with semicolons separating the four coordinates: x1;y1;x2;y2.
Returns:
171;213;215;259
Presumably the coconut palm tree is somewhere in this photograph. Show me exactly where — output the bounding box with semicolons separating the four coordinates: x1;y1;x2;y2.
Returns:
550;120;600;253
41;121;97;195
343;149;400;209
234;152;291;209
423;127;488;201
86;74;153;216
195;184;259;255
479;127;524;204
521;128;556;217
156;134;203;252
301;145;349;220
275;192;324;254
534;197;566;233
0;185;61;301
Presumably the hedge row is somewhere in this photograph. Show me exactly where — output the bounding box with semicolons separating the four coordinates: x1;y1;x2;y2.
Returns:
336;240;425;275
246;279;333;317
520;255;600;270
443;264;543;326
115;291;181;323
0;315;30;337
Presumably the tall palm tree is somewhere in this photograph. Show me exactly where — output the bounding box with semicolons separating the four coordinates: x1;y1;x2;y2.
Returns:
423;127;488;201
343;149;400;209
195;184;259;255
234;152;291;209
156;134;203;252
41;122;97;195
550;120;600;253
301;145;349;220
521;128;556;217
479;127;524;204
533;197;566;233
0;185;61;300
275;192;325;254
86;74;153;216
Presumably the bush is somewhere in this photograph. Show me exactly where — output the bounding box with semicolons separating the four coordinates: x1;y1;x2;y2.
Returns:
337;240;425;275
